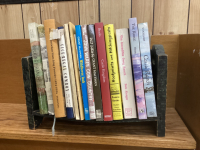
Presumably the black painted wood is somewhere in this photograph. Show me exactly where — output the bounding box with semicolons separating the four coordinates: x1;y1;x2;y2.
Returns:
0;0;73;5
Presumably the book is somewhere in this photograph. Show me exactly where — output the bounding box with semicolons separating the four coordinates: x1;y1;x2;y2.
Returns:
21;56;39;129
37;24;54;115
95;23;113;121
138;22;157;117
116;28;137;119
58;26;74;119
69;22;84;120
44;19;66;118
75;25;90;120
129;18;147;119
64;24;80;120
104;24;123;120
87;24;103;121
81;25;96;120
28;22;48;114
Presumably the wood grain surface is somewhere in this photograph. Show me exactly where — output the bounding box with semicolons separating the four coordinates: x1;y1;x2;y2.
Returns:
188;0;200;34
151;35;179;108
100;0;131;29
22;3;41;39
176;34;200;150
0;103;196;149
40;1;79;25
132;0;154;35
0;40;31;104
154;0;189;35
0;4;24;39
79;0;99;25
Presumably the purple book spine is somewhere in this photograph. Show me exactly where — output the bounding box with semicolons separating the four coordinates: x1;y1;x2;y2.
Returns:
129;18;147;119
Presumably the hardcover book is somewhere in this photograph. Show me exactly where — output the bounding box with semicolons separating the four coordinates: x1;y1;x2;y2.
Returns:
87;24;103;121
37;24;54;115
75;25;90;120
104;24;123;120
81;25;96;120
95;23;113;121
58;26;74;119
44;19;66;118
129;18;147;119
69;22;84;120
28;22;48;114
64;24;80;120
116;28;137;119
138;22;157;117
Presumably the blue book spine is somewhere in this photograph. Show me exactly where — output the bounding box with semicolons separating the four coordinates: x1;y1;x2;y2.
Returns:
75;25;90;120
138;22;157;117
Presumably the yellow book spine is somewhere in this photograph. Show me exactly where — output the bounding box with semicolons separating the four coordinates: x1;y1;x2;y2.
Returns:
104;24;123;120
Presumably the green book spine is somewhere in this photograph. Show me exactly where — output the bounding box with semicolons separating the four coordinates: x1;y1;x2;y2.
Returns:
28;22;48;114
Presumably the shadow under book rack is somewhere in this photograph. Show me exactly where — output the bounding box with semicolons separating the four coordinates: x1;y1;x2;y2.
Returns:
24;45;167;137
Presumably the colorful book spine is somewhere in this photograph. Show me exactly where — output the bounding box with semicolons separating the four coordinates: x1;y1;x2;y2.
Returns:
28;22;48;114
116;28;137;119
128;18;147;119
37;24;54;115
95;23;113;121
138;22;157;117
87;24;103;121
104;24;123;120
44;19;66;118
75;25;90;120
81;25;96;120
58;26;74;119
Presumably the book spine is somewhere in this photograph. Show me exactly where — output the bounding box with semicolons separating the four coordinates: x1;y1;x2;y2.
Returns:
81;25;96;120
95;23;113;121
28;22;48;114
116;28;137;119
21;56;39;129
138;22;157;117
44;19;66;118
129;18;147;119
87;24;103;121
75;25;90;120
58;27;74;119
104;24;123;120
37;24;54;115
64;24;80;120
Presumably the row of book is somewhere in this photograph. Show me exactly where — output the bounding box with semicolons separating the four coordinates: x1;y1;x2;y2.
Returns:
24;17;157;121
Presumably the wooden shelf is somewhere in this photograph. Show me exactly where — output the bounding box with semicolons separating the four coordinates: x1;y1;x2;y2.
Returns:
0;103;196;149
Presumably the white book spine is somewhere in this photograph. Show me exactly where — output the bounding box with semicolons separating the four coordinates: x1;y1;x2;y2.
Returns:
116;28;137;119
58;28;74;118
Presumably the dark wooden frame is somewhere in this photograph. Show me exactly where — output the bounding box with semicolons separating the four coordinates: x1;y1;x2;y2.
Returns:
0;0;73;5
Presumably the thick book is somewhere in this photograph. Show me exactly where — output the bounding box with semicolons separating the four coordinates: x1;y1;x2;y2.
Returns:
64;24;80;120
129;18;147;119
87;24;103;121
58;26;74;119
104;24;123;120
21;56;39;129
81;25;96;120
75;25;90;120
138;22;157;117
37;24;54;115
69;22;84;120
116;28;137;119
44;19;66;118
95;23;113;121
28;22;48;114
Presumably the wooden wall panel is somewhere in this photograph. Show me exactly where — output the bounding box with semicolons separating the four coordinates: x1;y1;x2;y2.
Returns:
154;0;189;35
0;4;24;39
132;0;154;35
79;0;99;25
22;3;41;39
40;1;79;25
100;0;131;29
188;0;200;34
